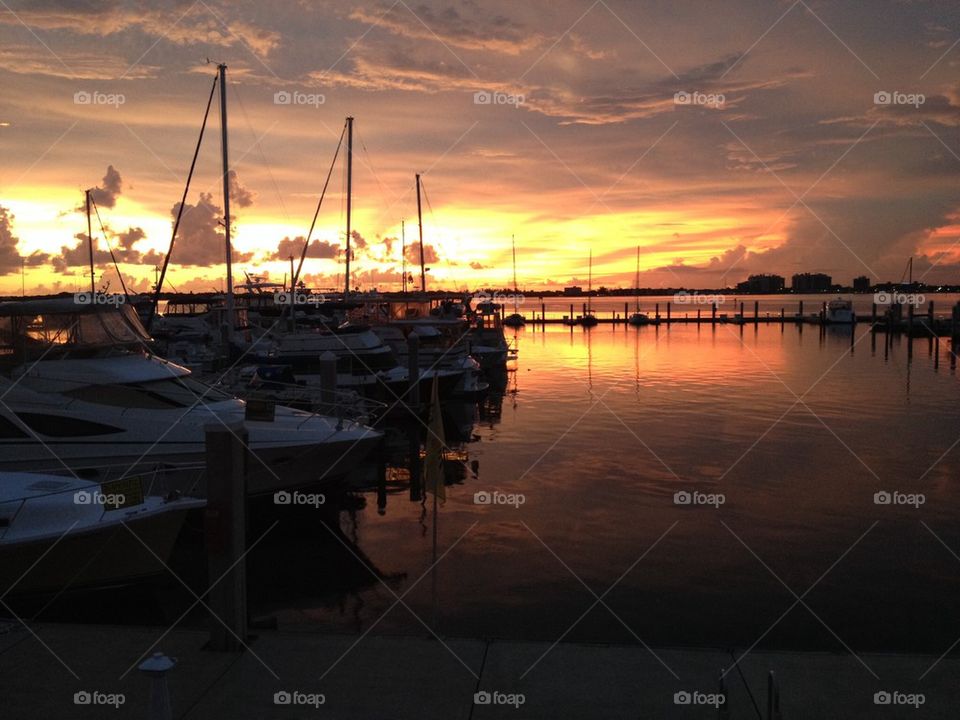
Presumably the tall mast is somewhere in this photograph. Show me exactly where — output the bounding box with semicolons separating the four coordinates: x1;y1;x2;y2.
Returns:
635;245;640;312
588;249;593;314
85;189;95;295
401;218;407;294
416;173;426;292
345;116;353;298
218;63;234;338
511;234;519;313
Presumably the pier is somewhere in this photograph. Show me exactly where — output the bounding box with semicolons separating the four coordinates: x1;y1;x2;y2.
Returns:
511;300;960;337
2;623;956;718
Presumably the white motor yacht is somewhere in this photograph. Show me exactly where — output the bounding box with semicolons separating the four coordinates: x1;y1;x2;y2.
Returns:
825;298;856;324
0;298;383;495
0;472;203;595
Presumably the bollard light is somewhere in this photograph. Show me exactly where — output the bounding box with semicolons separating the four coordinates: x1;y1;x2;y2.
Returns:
138;652;177;720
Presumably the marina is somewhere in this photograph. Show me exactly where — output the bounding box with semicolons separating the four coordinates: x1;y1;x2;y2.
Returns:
3;1;960;716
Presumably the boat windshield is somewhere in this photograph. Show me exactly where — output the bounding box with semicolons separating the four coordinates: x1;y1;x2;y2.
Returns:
0;302;152;362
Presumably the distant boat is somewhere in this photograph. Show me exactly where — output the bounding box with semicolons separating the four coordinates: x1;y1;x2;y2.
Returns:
826;298;856;324
581;249;598;327
0;472;203;595
503;235;525;327
627;246;657;326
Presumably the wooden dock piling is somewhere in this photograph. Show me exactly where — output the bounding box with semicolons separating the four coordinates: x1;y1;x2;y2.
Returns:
204;423;248;652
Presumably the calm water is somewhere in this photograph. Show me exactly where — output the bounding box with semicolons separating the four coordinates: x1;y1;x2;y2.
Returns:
21;321;960;655
255;321;960;653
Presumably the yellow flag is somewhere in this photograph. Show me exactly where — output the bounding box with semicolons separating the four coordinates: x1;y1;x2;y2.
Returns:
424;374;445;500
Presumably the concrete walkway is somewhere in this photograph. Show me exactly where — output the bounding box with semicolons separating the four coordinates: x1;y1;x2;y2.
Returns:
0;623;955;718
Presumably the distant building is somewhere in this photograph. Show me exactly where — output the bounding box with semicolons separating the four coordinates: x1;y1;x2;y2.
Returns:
736;274;785;293
852;276;871;292
791;273;832;292
563;286;583;296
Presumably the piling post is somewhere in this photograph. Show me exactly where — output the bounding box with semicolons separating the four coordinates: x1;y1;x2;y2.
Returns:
541;302;546;325
204;423;248;652
798;300;803;323
655;303;660;322
928;300;934;323
318;350;337;409
754;300;759;324
407;333;420;409
871;303;877;329
711;303;716;323
717;669;730;720
907;304;914;359
138;653;177;720
666;302;671;323
767;670;781;719
624;302;629;320
780;307;784;324
740;302;744;320
570;304;574;320
697;308;701;324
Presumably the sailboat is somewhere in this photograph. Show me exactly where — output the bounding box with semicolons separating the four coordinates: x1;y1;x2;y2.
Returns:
628;246;656;326
503;234;525;327
581;249;599;327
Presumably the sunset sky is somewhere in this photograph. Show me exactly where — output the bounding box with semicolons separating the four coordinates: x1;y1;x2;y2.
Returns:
2;0;960;294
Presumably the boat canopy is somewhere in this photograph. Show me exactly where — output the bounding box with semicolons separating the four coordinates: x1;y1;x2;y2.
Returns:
0;298;152;362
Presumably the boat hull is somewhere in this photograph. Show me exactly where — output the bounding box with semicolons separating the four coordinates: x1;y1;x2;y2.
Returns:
0;503;197;597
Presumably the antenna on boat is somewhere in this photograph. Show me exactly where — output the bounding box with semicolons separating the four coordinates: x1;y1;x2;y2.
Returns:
218;62;234;341
85;188;95;295
416;173;426;292
344;116;354;299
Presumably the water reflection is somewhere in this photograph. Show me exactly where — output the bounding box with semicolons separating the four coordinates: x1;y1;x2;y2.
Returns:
15;324;960;654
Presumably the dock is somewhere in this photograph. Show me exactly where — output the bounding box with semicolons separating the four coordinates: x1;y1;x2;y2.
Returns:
1;622;956;718
514;299;960;337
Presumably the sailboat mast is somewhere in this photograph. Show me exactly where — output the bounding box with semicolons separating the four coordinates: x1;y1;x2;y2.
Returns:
416;173;426;292
635;245;640;312
511;234;519;313
345;116;353;298
401;218;407;294
218;63;234;338
85;189;95;295
588;249;593;314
